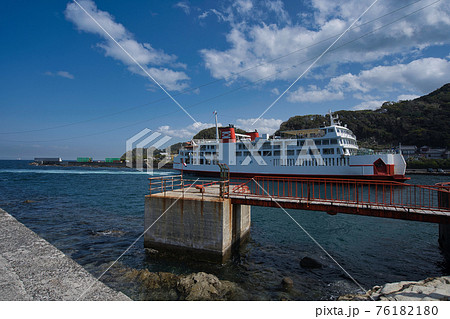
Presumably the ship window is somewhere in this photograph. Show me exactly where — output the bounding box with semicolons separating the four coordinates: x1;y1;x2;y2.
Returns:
328;128;334;133
315;140;321;145
243;151;250;156
331;139;338;144
236;151;242;157
297;140;304;146
273;145;280;149
287;150;294;156
200;159;204;164
322;139;329;145
262;142;271;149
263;151;271;156
274;150;280;156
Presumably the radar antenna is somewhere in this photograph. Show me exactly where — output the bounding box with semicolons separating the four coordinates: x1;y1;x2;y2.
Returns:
328;109;341;126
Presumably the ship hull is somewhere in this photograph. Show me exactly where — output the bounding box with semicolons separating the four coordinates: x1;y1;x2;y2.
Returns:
175;168;409;182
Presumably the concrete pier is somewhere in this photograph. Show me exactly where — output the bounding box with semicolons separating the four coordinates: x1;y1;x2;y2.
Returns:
144;186;251;263
0;208;130;301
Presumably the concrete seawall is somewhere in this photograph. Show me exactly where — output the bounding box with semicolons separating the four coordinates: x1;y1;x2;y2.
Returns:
0;208;130;301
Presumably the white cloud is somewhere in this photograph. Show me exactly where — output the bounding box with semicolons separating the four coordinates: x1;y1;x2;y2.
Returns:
234;0;253;14
198;11;209;19
175;2;190;15
236;118;283;135
65;0;189;91
157;122;221;139
288;57;449;105
201;0;450;84
351;100;384;111
45;70;75;79
159;117;284;138
288;85;344;103
328;57;450;94
264;0;291;25
397;94;419;101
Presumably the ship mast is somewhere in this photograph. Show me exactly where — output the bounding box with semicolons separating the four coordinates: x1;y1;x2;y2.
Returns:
214;110;219;142
328;109;341;126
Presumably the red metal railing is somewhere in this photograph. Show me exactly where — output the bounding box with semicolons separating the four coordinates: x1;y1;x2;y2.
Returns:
149;174;184;194
230;176;450;212
148;175;229;198
149;175;450;212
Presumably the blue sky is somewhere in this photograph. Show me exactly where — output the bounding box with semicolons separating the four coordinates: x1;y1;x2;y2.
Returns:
0;0;449;159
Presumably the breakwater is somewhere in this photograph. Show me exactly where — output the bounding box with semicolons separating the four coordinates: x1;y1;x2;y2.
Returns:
0;208;130;301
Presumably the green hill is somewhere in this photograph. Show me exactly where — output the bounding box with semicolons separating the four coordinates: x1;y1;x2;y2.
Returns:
276;83;450;148
193;126;248;139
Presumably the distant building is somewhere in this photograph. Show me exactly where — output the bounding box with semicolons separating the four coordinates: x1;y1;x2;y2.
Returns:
105;158;121;163
419;146;448;159
77;157;92;162
34;157;62;165
397;145;417;159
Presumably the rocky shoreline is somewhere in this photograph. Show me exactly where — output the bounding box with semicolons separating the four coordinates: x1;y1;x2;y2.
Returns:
103;265;246;301
339;276;450;301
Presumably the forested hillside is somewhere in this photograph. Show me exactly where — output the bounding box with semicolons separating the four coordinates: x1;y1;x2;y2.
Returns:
276;83;450;148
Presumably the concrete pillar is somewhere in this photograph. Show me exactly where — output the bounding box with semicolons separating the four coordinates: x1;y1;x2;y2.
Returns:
231;204;251;248
439;224;450;254
144;194;251;263
438;186;450;255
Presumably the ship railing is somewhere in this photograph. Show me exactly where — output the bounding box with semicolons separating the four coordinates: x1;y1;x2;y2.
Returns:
229;176;450;212
192;139;220;144
356;149;397;155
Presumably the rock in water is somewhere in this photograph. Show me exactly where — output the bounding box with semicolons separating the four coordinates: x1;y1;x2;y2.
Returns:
177;272;243;301
300;256;322;269
282;277;294;290
144;248;159;256
339;276;450;301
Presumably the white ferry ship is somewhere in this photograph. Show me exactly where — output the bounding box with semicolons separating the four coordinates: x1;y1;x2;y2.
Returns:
173;112;408;181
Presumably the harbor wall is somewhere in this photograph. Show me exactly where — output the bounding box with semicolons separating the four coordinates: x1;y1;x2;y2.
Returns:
144;194;250;263
0;208;129;301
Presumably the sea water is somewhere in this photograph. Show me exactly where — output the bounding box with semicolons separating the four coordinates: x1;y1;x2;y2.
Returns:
0;160;448;300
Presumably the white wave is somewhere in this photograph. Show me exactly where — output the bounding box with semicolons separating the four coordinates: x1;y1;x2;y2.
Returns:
0;169;176;176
